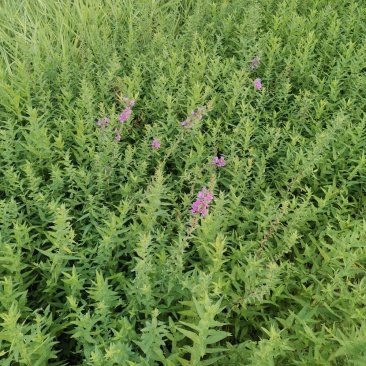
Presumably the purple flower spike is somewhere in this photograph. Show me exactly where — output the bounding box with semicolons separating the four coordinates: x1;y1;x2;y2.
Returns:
254;78;262;90
97;117;110;129
250;57;261;70
151;139;161;149
181;106;208;129
119;107;132;123
212;156;226;168
191;187;214;216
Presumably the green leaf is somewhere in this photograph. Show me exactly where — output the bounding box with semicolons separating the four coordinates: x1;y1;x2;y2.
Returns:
176;327;200;344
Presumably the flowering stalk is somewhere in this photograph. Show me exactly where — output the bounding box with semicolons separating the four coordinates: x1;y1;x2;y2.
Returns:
185;174;216;242
162;103;212;164
97;117;110;129
250;57;260;70
191;187;214;216
151;139;161;149
181;106;208;129
254;78;262;90
114;97;135;142
212;156;226;168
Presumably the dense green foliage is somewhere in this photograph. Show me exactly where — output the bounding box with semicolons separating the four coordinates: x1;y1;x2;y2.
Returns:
1;0;366;364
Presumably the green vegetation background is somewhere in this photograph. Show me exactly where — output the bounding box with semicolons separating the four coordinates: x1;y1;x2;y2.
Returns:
1;0;366;365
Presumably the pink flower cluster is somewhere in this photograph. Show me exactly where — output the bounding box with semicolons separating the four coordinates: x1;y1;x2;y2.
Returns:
97;117;110;129
114;129;121;141
181;107;205;128
250;57;260;70
212;156;226;167
151;139;161;149
114;97;135;141
97;97;134;141
119;97;135;123
254;78;262;90
119;107;132;123
191;187;213;216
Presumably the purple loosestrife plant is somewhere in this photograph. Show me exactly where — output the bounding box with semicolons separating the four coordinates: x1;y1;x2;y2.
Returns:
119;97;135;124
250;57;260;70
114;96;135;142
181;106;207;129
254;78;262;90
212;156;226;167
97;117;110;129
151;139;161;149
191;187;214;216
115;129;121;141
124;97;135;106
119;107;133;123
